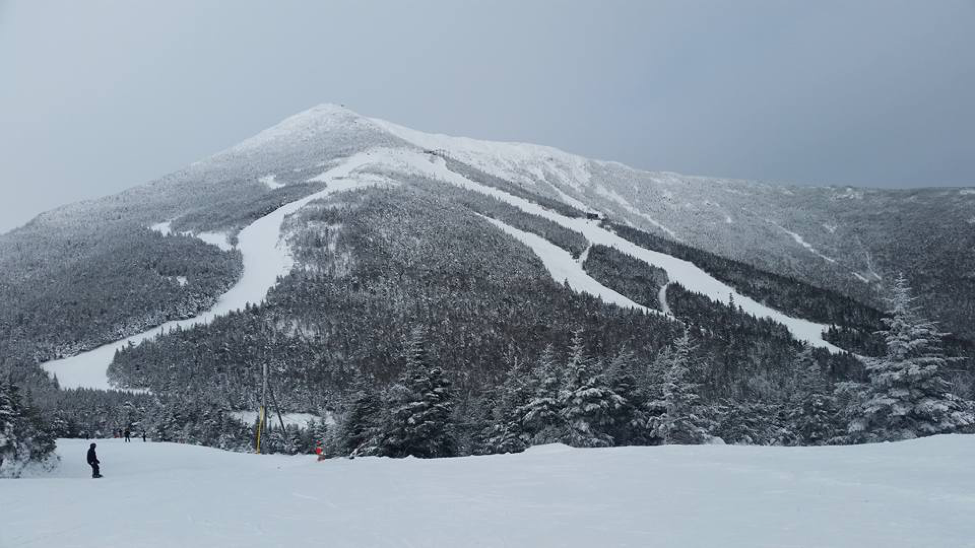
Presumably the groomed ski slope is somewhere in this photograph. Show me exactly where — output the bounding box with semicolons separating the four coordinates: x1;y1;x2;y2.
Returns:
40;152;388;390
5;436;974;548
484;217;659;315
388;150;841;352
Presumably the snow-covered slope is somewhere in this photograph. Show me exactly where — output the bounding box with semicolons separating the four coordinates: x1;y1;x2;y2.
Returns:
40;153;391;390
5;436;974;548
485;217;658;315
346;148;840;350
41;140;845;392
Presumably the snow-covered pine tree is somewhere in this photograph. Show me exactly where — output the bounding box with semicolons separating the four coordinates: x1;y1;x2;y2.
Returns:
379;329;457;458
648;329;710;444
604;346;651;445
486;356;533;454
381;366;457;458
852;274;975;441
338;385;384;456
557;331;624;448
789;345;838;445
0;380;57;477
518;345;566;444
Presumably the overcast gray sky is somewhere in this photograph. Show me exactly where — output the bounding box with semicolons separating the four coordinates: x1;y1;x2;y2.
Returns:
1;1;973;234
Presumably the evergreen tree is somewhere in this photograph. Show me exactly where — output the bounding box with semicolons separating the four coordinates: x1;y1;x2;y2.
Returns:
381;367;457;458
789;345;838;445
379;330;457;458
518;345;566;444
851;274;975;441
558;333;624;448
604;346;651;445
337;385;383;456
648;329;710;444
0;380;57;477
486;356;532;454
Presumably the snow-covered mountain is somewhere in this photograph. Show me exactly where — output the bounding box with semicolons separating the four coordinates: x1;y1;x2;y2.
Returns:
164;104;975;332
1;104;973;454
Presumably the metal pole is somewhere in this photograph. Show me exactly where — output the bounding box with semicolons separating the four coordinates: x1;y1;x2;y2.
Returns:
257;361;268;454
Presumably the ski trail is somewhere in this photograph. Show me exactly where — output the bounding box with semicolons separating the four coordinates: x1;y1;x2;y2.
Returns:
393;150;841;352
485;217;660;315
40;154;385;390
658;282;672;315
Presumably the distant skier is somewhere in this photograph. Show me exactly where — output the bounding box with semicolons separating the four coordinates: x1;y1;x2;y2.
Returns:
124;428;131;442
87;443;102;478
315;442;326;461
142;432;147;442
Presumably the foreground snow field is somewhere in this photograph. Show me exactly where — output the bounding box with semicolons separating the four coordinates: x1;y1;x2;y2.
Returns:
4;437;974;548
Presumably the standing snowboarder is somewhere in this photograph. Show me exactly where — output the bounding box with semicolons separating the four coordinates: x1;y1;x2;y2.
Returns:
87;443;102;478
124;428;131;443
142;432;147;442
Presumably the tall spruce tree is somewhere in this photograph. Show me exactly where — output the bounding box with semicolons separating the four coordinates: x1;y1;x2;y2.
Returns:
380;329;457;458
0;380;57;477
648;329;710;444
789;345;838;445
486;356;533;454
337;382;384;456
558;332;624;448
518;345;566;444
604;346;651;446
852;274;975;441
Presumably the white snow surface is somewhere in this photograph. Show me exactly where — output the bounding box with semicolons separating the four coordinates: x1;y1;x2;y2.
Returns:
194;231;234;251
148;221;173;235
658;282;672;314
149;221;233;252
485;217;658;315
387;150;839;351
5;436;975;548
369;116;593;193
260;173;285;189
40;154;386;390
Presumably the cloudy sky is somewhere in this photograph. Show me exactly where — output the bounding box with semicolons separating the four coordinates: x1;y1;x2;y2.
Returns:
1;1;973;233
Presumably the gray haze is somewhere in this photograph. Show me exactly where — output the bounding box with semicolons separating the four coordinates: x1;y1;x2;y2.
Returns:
1;1;973;234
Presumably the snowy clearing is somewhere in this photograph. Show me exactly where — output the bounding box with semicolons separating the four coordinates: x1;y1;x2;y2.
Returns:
4;436;974;548
41;155;385;390
149;221;234;251
194;231;234;251
260;173;285;189
148;220;173;235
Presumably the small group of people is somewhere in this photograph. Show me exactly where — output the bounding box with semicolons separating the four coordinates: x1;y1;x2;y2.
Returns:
86;428;150;478
111;427;147;443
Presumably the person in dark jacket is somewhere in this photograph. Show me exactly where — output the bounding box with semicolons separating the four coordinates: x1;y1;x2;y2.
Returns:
87;443;102;478
124;428;131;442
